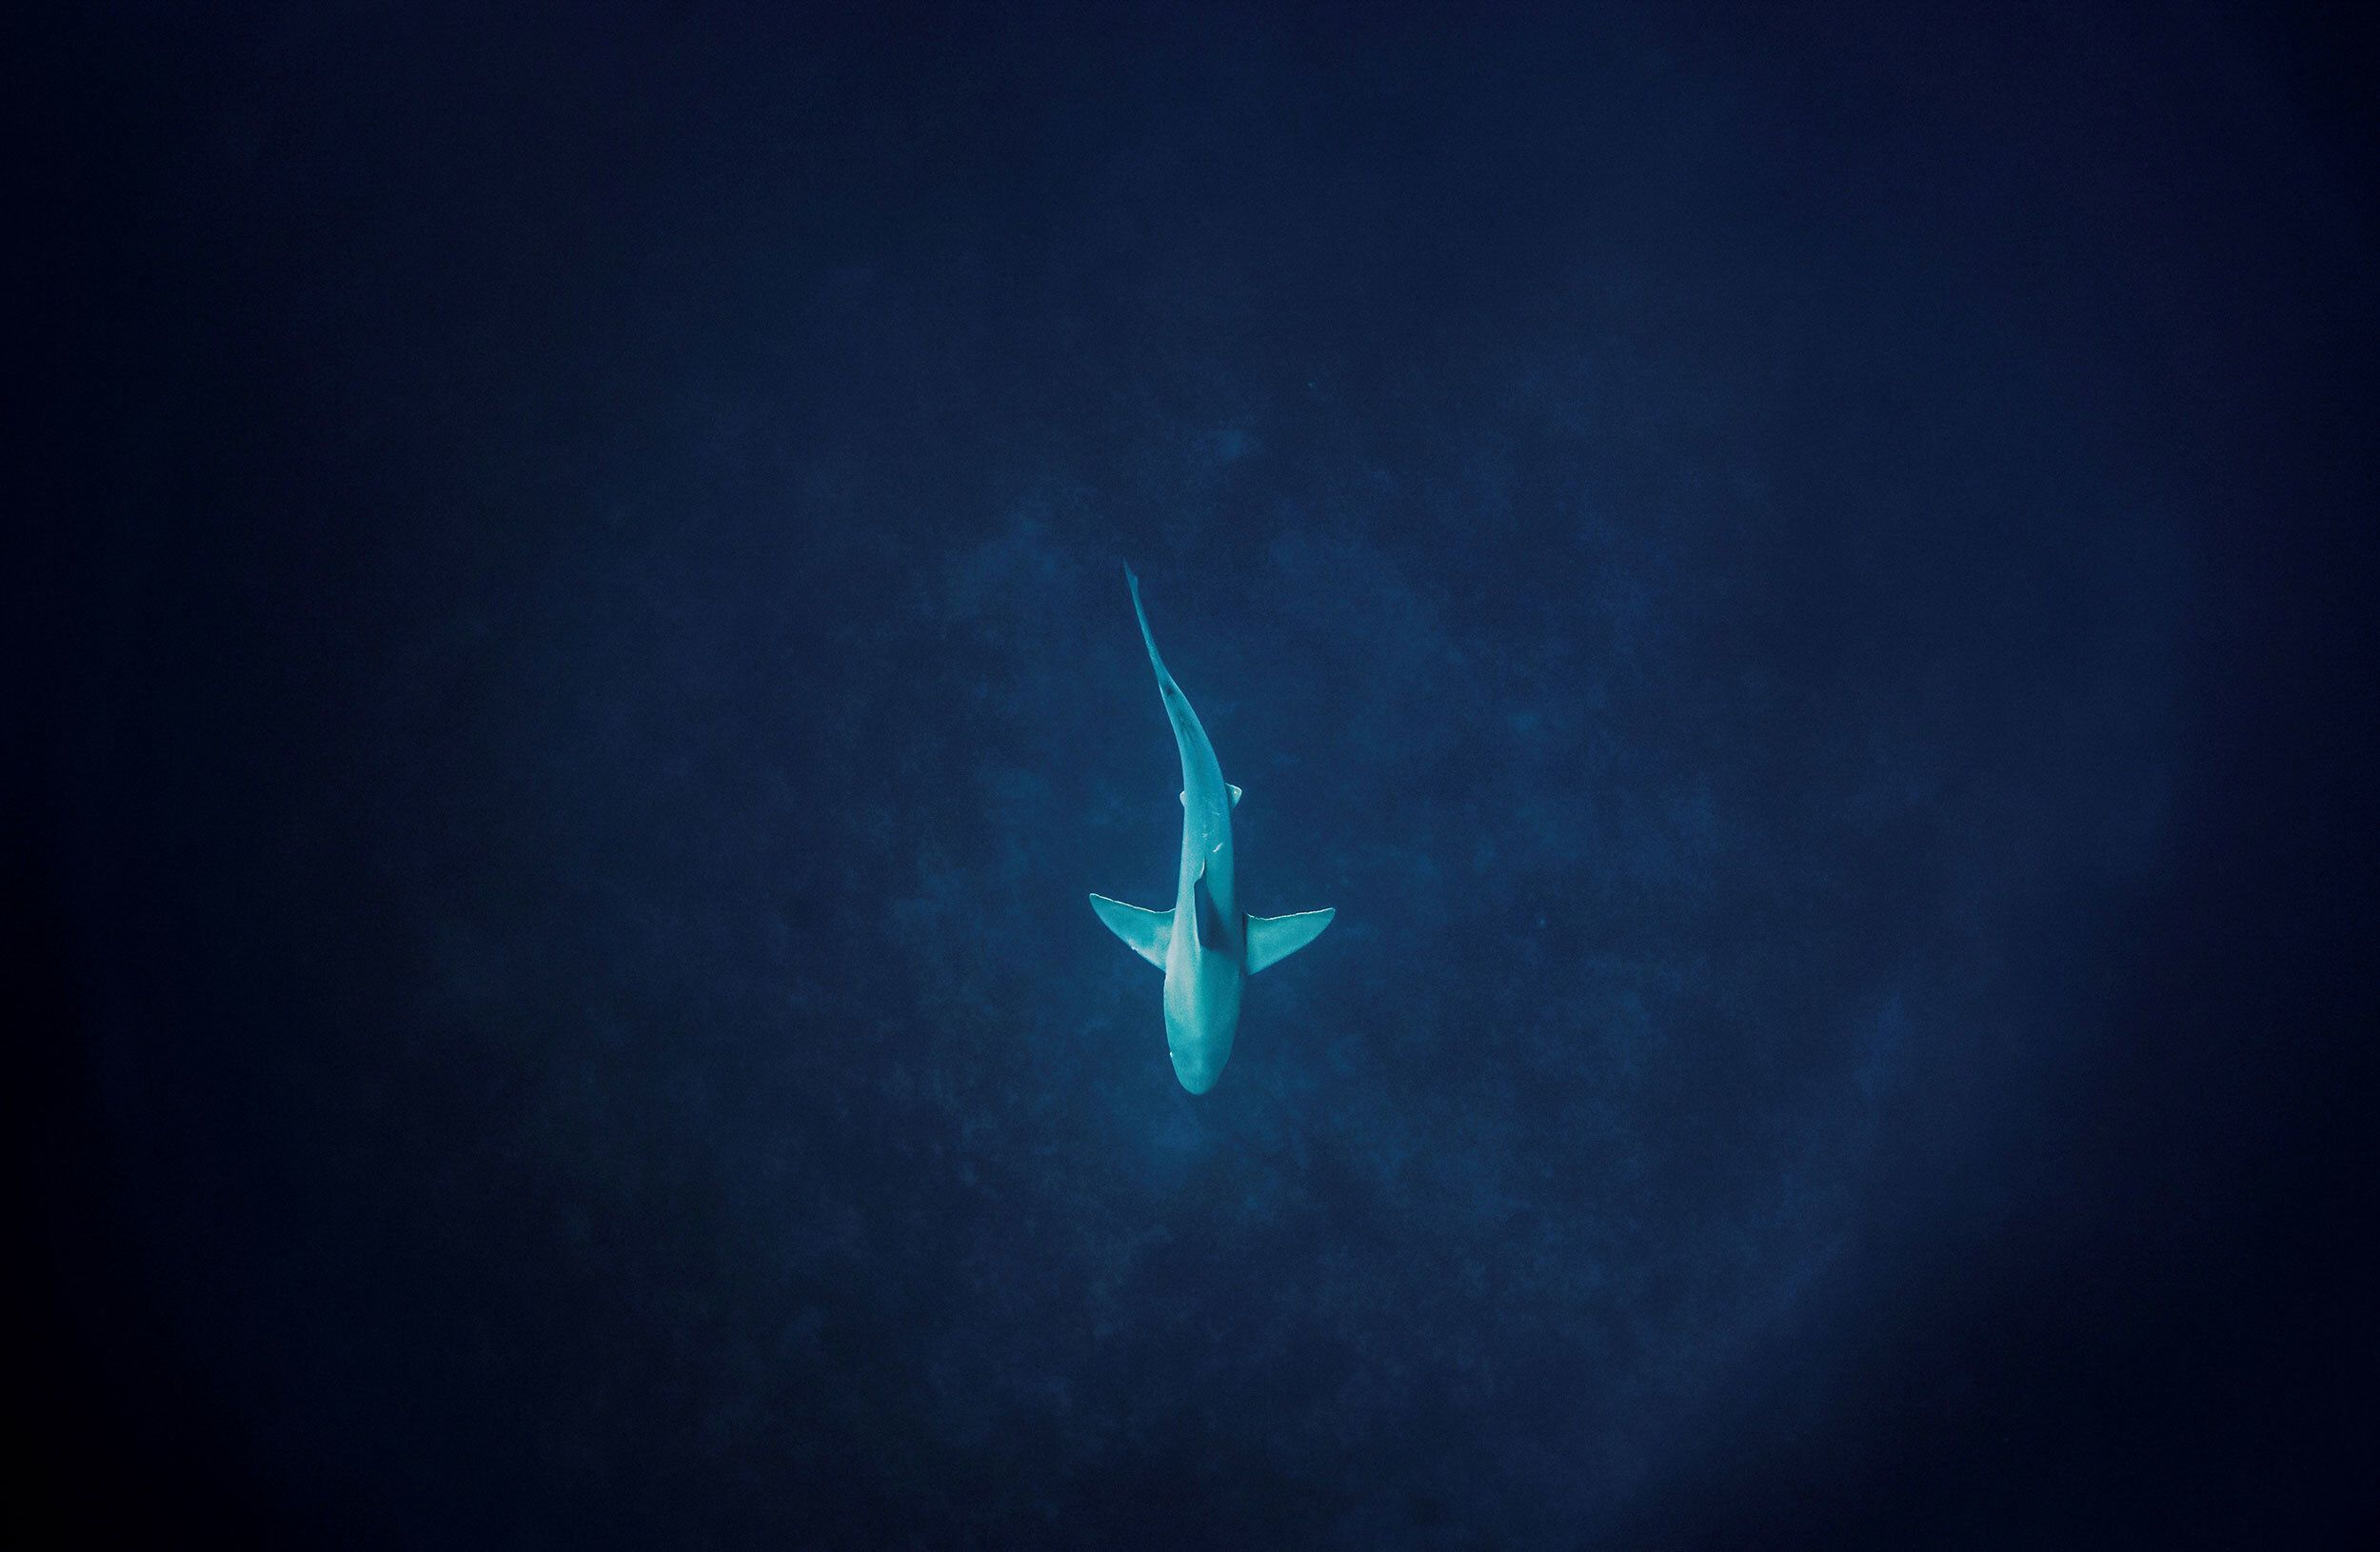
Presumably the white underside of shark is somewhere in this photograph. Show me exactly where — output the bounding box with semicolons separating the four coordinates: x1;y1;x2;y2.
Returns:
1091;567;1334;1092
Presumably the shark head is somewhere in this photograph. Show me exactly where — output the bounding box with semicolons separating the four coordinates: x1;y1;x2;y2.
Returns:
1164;969;1240;1094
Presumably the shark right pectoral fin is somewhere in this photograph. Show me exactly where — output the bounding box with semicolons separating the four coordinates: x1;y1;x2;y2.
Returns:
1090;893;1171;968
1245;907;1335;974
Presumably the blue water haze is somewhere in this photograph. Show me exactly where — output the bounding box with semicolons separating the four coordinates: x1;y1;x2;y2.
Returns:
16;2;2372;1546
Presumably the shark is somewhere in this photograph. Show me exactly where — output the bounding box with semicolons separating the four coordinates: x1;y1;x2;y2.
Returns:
1091;567;1335;1093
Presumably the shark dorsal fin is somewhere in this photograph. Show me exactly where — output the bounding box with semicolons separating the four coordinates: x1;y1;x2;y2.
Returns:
1180;786;1242;807
1192;864;1229;950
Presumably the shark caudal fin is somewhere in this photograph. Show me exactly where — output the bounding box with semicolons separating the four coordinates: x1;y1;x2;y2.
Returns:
1090;893;1170;967
1124;565;1175;691
1245;907;1335;974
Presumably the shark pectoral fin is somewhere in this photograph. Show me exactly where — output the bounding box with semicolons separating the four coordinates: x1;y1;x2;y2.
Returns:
1244;907;1335;974
1180;785;1243;806
1192;864;1229;951
1089;893;1171;968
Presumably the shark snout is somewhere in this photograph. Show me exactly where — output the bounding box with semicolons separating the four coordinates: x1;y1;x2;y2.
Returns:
1168;1045;1222;1094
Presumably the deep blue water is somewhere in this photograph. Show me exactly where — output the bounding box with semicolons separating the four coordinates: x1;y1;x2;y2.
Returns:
17;3;2375;1546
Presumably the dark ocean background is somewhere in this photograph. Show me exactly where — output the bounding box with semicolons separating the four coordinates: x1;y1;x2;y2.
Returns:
15;3;2375;1546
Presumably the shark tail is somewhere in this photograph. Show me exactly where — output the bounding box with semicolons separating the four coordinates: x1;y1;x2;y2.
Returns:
1125;564;1180;696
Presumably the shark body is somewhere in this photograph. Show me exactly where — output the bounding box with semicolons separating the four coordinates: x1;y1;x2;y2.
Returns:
1091;567;1334;1092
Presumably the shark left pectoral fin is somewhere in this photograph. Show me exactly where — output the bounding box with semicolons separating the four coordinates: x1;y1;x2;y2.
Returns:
1245;906;1335;974
1090;893;1171;968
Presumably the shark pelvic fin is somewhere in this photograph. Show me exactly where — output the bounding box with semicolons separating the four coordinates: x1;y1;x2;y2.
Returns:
1089;893;1170;968
1180;785;1243;807
1245;907;1335;974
